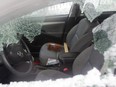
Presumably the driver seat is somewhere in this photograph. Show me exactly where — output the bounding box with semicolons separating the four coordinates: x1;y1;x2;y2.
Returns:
35;45;104;81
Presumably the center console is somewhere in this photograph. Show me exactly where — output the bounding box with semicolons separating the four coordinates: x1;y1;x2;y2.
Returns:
59;52;78;64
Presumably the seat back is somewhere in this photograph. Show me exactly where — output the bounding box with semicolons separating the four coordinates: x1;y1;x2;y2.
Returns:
63;3;81;38
72;45;104;75
66;18;99;52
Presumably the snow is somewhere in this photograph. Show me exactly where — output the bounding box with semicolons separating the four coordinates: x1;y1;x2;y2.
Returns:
93;14;116;74
0;68;116;87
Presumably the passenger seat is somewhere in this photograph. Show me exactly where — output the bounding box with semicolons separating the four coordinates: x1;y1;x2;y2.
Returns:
36;45;104;81
39;18;99;66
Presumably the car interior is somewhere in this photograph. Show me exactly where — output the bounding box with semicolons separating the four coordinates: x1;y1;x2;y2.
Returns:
0;2;116;84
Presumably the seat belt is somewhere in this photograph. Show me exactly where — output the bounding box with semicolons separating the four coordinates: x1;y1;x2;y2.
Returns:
64;42;69;53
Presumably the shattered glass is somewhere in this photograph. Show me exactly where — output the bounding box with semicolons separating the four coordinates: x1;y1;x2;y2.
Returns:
93;14;116;74
83;0;116;12
0;2;73;51
81;0;116;22
96;0;116;12
93;30;111;53
83;3;102;22
0;10;45;51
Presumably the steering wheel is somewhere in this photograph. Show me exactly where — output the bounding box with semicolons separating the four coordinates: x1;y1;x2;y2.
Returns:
1;39;33;76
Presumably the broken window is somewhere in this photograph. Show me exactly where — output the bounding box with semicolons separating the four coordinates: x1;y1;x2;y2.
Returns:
93;14;116;74
82;0;116;22
0;2;73;51
0;15;43;51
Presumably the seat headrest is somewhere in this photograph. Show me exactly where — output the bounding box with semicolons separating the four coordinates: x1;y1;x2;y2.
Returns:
69;3;81;20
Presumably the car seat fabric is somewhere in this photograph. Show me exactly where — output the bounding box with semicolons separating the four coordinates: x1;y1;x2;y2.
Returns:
63;3;81;39
39;43;64;65
66;18;99;52
36;45;104;81
72;45;104;75
39;18;98;65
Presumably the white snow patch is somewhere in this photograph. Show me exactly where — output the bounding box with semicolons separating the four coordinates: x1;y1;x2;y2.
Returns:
0;68;116;87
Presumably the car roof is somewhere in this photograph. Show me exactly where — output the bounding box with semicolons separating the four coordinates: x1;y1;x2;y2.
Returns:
0;0;116;24
0;0;72;24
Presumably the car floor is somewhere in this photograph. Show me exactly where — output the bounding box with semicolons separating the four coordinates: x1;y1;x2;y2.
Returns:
7;62;41;82
7;61;73;82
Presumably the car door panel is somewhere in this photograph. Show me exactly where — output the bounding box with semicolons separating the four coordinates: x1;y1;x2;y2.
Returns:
41;15;67;38
42;21;65;38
